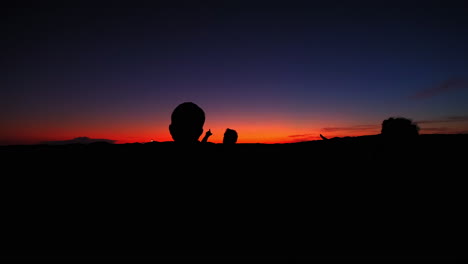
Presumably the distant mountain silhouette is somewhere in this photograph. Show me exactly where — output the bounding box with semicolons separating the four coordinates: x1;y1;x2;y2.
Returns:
40;136;116;145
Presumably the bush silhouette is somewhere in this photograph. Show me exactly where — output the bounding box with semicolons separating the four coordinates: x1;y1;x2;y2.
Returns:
381;117;420;139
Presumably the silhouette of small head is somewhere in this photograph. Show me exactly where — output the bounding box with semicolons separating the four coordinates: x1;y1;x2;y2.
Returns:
223;128;238;144
381;117;420;139
169;102;205;144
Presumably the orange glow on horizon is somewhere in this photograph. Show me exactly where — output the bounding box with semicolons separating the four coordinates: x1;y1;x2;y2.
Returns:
0;127;377;145
2;118;468;146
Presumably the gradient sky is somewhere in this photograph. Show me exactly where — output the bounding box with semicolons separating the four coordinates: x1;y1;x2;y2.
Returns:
2;0;468;145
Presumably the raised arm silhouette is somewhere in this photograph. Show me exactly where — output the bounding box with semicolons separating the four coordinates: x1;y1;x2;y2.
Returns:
201;129;212;143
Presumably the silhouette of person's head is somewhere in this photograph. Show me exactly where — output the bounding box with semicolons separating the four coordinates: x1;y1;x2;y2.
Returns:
169;102;205;144
223;128;238;144
381;117;420;140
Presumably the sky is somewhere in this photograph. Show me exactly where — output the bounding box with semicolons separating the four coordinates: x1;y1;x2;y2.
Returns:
2;0;468;145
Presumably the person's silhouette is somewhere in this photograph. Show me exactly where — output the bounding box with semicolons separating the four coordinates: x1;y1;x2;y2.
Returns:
169;102;206;144
223;128;238;144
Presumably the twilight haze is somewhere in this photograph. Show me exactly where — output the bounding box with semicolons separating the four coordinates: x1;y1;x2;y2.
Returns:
2;0;468;145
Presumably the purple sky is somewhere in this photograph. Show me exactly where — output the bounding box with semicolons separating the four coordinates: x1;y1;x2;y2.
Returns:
2;0;468;145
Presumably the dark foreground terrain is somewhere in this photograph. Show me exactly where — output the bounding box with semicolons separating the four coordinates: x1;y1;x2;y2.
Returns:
1;134;467;262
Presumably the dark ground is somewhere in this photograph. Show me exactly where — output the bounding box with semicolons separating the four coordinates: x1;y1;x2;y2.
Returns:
1;134;467;262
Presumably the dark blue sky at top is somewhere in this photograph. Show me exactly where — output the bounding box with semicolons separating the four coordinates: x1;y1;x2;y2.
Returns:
2;0;468;144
